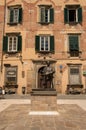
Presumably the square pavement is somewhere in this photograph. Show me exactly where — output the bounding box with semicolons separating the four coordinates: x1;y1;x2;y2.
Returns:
0;98;86;130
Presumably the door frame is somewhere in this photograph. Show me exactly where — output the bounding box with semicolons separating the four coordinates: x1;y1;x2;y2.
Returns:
32;60;56;89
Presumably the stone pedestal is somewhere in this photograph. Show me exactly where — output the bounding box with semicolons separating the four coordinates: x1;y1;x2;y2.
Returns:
31;95;57;111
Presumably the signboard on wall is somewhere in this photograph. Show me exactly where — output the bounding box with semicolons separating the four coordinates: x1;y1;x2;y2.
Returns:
5;67;17;83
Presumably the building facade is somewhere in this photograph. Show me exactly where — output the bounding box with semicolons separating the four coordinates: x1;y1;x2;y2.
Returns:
0;0;86;94
0;0;5;89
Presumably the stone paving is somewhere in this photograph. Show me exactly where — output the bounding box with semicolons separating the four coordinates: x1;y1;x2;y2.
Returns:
0;103;86;130
0;98;86;130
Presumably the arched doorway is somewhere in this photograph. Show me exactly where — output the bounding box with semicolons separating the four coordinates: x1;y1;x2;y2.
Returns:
38;66;53;89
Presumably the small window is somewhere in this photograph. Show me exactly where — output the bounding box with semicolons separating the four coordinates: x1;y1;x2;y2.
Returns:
69;35;79;57
8;6;22;25
39;5;54;24
64;5;82;24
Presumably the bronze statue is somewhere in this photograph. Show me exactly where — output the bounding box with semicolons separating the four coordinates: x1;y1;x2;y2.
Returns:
41;61;55;89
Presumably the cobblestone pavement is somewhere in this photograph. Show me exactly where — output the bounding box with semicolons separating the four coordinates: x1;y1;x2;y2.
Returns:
0;99;86;130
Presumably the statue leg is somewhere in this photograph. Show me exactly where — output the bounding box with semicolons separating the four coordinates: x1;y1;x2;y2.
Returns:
50;77;54;88
45;76;47;88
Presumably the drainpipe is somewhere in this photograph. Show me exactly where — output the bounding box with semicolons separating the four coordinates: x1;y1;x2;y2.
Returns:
0;0;6;87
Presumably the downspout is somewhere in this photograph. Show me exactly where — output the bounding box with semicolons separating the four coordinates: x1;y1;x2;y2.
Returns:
0;0;6;87
1;0;6;72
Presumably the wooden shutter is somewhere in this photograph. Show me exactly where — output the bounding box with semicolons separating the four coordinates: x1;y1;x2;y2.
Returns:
50;8;54;23
19;8;22;23
35;36;40;52
69;36;79;51
7;9;10;24
78;7;82;23
3;36;8;52
10;9;14;23
74;36;79;50
18;36;22;51
40;8;45;23
64;8;68;23
50;36;54;53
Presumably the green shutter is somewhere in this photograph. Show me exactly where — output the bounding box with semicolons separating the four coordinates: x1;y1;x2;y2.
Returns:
35;36;40;52
78;7;82;23
10;9;14;23
40;8;45;23
18;36;22;51
50;8;54;23
64;8;68;23
74;36;79;50
50;36;54;52
69;36;79;51
19;8;22;23
3;36;8;52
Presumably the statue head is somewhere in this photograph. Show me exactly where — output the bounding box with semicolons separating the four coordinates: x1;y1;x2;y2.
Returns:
46;61;50;66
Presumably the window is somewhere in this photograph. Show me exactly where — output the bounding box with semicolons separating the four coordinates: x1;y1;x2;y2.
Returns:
40;36;50;51
8;36;18;52
39;5;54;24
64;5;82;24
69;67;81;85
3;35;22;53
5;66;17;85
35;35;54;53
8;6;22;24
68;35;79;57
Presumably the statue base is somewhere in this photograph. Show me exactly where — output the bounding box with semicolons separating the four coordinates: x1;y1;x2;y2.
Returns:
31;95;57;111
30;88;57;96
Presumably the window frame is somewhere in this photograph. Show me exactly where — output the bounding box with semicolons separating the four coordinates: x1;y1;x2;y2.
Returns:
8;36;18;52
9;7;19;24
40;6;50;23
40;36;50;52
68;8;78;23
12;8;19;23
